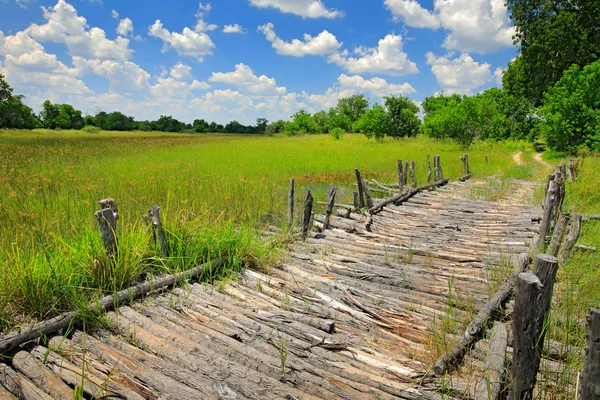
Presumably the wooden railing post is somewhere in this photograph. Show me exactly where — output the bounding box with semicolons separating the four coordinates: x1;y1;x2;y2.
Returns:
426;155;432;183
362;179;374;209
403;161;409;186
533;254;559;352
559;213;582;263
580;308;600;399
95;198;118;259
352;191;359;209
509;272;544;399
302;190;313;240
548;214;570;257
485;155;489;165
537;179;557;250
322;187;337;231
409;160;416;188
355;168;365;208
398;159;404;193
288;178;295;227
148;205;168;258
567;159;575;183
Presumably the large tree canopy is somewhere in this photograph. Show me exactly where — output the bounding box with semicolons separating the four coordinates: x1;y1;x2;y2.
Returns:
505;0;600;105
0;74;40;129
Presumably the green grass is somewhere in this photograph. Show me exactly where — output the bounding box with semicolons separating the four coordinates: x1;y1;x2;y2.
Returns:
0;129;527;331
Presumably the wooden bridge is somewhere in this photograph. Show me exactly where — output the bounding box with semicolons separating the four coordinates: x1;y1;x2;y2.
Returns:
0;179;542;399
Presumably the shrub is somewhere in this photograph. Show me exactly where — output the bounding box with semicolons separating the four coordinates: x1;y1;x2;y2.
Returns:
81;125;102;133
329;127;345;140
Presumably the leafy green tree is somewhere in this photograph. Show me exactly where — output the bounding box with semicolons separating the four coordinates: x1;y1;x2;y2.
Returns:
329;127;345;140
422;93;464;115
312;110;328;133
352;104;389;141
152;115;186;132
326;108;352;133
505;0;600;105
41;101;84;129
384;95;421;138
537;60;600;152
335;95;369;126
283;121;305;136
255;118;268;134
193;118;209;133
0;75;40;129
265;120;287;135
292;110;319;134
478;88;535;141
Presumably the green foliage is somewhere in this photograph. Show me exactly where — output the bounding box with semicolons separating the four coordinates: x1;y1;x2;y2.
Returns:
326;108;352;133
81;125;102;133
292;110;319;134
94;111;135;131
329;127;345;140
478;88;536;141
352;104;389;141
422;93;463;115
312;110;328;133
283;121;304;136
265;120;286;136
335;94;369;125
384;95;421;138
41;100;85;130
0;74;40;129
537;60;600;152
505;0;600;105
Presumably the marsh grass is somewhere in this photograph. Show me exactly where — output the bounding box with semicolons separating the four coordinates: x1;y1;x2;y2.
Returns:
0;130;526;331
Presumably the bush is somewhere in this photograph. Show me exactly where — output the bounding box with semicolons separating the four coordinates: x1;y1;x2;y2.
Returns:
352;104;389;140
81;125;102;133
329;127;345;140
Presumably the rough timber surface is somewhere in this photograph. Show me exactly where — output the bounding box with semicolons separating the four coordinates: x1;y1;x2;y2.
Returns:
1;180;541;399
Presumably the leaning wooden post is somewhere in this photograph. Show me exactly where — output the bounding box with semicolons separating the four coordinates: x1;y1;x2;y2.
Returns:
397;159;404;193
95;198;118;259
580;308;600;399
409;160;416;188
287;178;295;227
148;205;168;258
568;159;576;183
403;161;409;186
474;322;508;400
322;188;337;231
536;179;557;250
352;191;359;210
302;190;313;240
426;155;432;183
559;213;582;263
509;273;544;399
533;254;560;356
548;214;570;257
362;179;374;209
354;169;365;208
464;154;469;174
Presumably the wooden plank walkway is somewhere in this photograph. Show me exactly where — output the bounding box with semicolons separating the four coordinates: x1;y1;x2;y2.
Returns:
0;180;541;399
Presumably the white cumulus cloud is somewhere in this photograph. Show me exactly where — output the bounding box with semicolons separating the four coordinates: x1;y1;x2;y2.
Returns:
117;18;133;37
328;34;418;76
249;0;343;19
149;20;215;61
337;74;415;97
223;24;246;34
426;52;493;94
209;63;286;95
385;0;514;54
258;22;342;56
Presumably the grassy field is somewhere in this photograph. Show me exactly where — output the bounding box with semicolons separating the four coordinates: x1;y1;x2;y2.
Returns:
0;129;528;332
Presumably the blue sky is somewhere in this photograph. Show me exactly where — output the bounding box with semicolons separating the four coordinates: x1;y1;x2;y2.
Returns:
0;0;519;124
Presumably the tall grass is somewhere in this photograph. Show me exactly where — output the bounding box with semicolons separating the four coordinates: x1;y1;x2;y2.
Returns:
0;130;525;331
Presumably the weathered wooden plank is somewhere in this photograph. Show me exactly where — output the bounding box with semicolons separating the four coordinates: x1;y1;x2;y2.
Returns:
0;363;53;400
474;323;508;400
11;350;74;399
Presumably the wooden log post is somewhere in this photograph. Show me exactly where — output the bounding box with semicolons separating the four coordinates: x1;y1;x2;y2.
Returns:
474;322;508;400
559;213;582;263
409;160;416;188
554;169;565;216
544;174;555;199
403;161;409;186
148;205;168;258
398;159;404;193
288;178;295;227
580;308;600;400
433;156;439;181
438;156;444;179
355;168;365;208
567;160;575;183
322;188;337;231
536;179;557;250
548;214;570;257
95;198;118;259
464;154;470;174
426;155;432;183
485;155;489;165
509;273;544;399
302;190;314;240
352;191;359;210
533;254;559;356
362;178;374;209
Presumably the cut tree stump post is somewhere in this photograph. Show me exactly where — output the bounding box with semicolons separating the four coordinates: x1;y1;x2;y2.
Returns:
537;179;557;250
148;205;168;258
409;160;416;188
568;160;575;183
352;191;359;209
559;213;582;263
533;254;559;356
433;156;440;181
580;308;600;400
322;187;337;231
302;190;313;240
398;159;404;192
438;156;443;179
544;174;555;199
95;198;118;259
509;272;544;399
362;178;375;209
288;178;295;227
426;155;432;183
355;169;365;208
485;155;489;165
554;169;565;216
464;154;469;174
474;322;508;400
403;162;409;186
548;214;570;257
